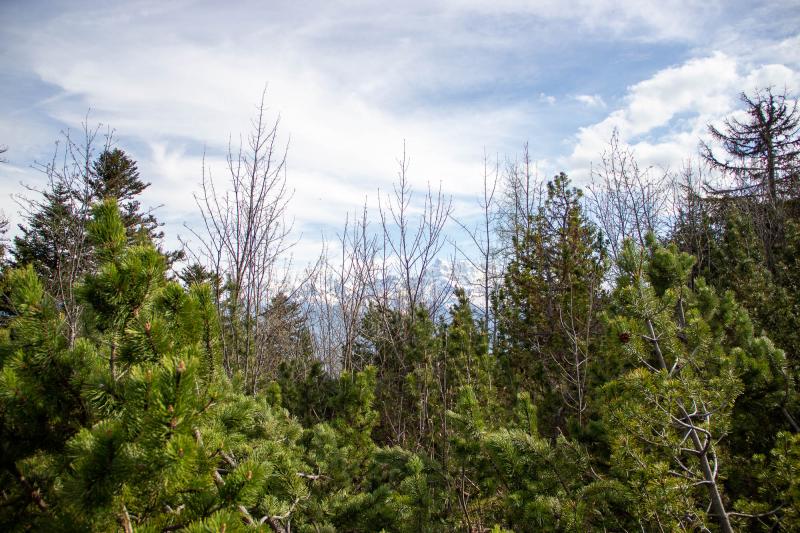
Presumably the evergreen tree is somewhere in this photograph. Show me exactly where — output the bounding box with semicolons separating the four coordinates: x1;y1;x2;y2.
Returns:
676;203;800;380
1;200;310;530
179;262;220;288
0;264;97;529
701;87;800;204
496;173;606;435
601;236;796;531
91;148;162;242
259;293;315;385
5;109;800;531
354;304;438;449
12;182;83;279
13;148;166;277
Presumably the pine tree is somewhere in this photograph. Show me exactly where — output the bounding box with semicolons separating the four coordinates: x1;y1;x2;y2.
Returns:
678;204;800;382
0;264;97;529
445;386;628;531
179;262;221;288
1;200;318;530
12;145;171;346
13;148;162;277
354;304;439;450
12;182;83;279
495;173;606;435
601;235;796;531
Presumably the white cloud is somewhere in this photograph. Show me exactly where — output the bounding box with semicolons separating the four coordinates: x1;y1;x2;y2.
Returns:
566;53;738;177
1;2;542;262
565;51;800;183
574;94;606;108
1;0;799;264
743;64;800;94
440;0;723;42
539;93;557;105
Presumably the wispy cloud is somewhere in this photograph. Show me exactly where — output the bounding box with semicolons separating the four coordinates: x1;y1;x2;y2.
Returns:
1;1;798;264
574;94;606;108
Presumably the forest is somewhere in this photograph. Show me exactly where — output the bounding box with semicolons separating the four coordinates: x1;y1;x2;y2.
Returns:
0;86;799;532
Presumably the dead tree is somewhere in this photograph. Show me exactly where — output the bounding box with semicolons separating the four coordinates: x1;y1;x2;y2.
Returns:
13;120;110;347
0;211;8;258
497;143;545;258
186;90;294;391
305;203;377;373
450;150;501;343
375;143;453;319
335;205;377;371
358;143;453;446
586;130;672;272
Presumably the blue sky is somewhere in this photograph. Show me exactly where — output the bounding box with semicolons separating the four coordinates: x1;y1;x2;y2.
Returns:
1;0;799;264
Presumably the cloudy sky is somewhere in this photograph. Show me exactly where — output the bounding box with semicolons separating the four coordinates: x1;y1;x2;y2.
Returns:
2;0;799;264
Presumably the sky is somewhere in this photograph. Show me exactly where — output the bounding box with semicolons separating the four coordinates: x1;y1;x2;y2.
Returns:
1;0;799;266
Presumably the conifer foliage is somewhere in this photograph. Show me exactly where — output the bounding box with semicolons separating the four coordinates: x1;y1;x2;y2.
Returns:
2;87;800;531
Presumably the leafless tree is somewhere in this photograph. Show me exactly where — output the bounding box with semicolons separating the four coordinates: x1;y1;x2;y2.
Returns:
0;211;8;268
185;90;295;391
302;244;337;373
349;143;454;446
302;145;455;445
304;203;377;373
497;143;545;256
450;150;501;341
14;120;111;347
668;161;718;277
335;205;377;371
586;130;672;271
374;144;453;319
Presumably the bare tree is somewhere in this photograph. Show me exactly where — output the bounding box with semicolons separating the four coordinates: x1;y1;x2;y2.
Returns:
450;150;501;341
349;143;454;446
375;144;453;319
669;161;717;277
185;90;295;391
0;211;8;269
497;143;545;256
335;205;377;371
586;130;672;270
14;120;111;347
304;203;377;373
302;243;337;373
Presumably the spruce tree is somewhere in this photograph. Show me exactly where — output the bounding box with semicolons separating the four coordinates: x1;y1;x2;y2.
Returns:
12;182;82;278
91;148;162;242
701;87;800;204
